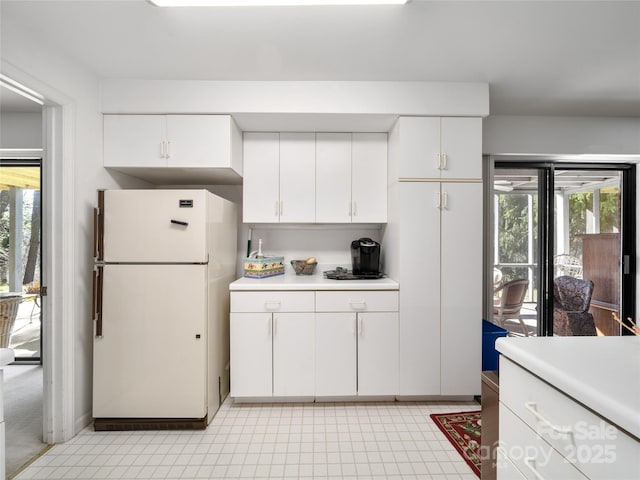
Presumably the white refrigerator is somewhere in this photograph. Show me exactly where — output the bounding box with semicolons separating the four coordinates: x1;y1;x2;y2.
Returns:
92;189;237;430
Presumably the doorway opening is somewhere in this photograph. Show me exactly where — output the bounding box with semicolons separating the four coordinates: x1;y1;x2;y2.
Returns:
491;161;635;337
0;159;42;362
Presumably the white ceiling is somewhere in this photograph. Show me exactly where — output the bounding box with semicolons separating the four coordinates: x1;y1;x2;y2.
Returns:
1;0;639;116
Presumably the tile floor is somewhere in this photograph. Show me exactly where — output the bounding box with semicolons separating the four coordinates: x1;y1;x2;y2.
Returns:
14;398;480;479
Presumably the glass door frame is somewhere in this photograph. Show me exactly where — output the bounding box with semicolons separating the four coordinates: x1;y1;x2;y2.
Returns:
492;160;636;336
0;157;43;361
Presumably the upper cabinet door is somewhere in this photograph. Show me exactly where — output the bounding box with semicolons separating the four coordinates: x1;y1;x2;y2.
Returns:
166;115;232;168
440;117;482;180
243;132;280;223
316;133;352;223
352;133;387;223
397;116;482;180
103;115;166;167
398;116;440;179
279;133;316;223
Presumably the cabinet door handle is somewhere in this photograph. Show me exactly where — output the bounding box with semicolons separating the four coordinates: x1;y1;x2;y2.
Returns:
525;402;572;435
358;317;363;335
166;140;171;159
442;191;449;209
524;457;547;480
268;317;272;336
273;316;277;335
441;152;448;170
160;140;165;158
436;152;442;170
348;202;352;217
352;201;357;216
280;200;283;216
436;191;442;209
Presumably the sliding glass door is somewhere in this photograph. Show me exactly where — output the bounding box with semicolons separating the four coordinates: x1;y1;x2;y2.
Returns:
492;162;635;337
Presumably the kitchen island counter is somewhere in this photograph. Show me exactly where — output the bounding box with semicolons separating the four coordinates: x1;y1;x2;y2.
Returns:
230;268;399;291
496;336;640;440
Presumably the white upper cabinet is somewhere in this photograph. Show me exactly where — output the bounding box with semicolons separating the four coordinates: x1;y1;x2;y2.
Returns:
351;133;387;223
104;115;167;168
316;133;352;223
103;114;243;184
279;133;316;223
243;132;281;223
397;116;482;180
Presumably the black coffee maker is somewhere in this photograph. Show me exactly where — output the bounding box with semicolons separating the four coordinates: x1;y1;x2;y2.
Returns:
351;238;381;275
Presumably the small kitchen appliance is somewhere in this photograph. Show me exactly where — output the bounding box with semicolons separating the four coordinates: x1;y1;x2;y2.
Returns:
351;238;381;275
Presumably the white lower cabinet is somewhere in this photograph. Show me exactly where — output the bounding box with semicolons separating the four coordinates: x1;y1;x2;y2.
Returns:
316;291;399;398
231;289;399;399
230;292;315;398
499;357;640;479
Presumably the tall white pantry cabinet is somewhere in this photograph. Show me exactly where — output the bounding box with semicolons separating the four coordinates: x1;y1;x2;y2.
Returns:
388;116;483;397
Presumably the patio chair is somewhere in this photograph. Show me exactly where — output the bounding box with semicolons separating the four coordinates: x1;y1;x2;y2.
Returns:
553;275;597;336
493;278;530;336
553;254;583;278
0;295;22;348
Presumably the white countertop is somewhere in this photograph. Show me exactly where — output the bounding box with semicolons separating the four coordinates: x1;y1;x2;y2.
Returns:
496;336;640;440
230;266;399;291
0;348;15;367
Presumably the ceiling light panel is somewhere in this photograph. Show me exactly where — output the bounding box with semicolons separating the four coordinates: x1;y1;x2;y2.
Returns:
150;0;408;6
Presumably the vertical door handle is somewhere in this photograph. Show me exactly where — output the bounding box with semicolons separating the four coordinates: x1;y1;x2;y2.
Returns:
166;140;171;159
273;316;277;335
348;202;352;217
92;269;97;321
96;190;104;261
160;140;165;158
441;153;448;170
95;266;104;338
358;317;363;335
436;191;442;209
268;316;272;336
442;191;449;209
280;200;283;216
436;153;442;169
93;207;98;259
352;201;357;216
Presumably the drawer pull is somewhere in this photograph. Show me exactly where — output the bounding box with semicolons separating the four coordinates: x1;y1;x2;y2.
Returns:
524;457;547;480
496;447;526;479
525;401;572;435
349;300;366;310
264;301;281;311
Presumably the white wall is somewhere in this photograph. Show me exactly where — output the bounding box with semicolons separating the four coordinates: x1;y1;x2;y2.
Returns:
483;115;640;156
1;21;149;438
0;112;42;149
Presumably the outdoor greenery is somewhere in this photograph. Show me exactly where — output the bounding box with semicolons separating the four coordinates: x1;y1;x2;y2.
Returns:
497;186;621;279
0;189;41;290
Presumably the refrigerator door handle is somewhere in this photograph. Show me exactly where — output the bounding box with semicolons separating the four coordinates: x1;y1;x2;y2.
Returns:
93;207;98;259
95;266;104;338
96;190;104;261
171;219;189;227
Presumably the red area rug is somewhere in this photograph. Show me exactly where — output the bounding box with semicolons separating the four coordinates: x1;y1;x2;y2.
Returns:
429;410;481;478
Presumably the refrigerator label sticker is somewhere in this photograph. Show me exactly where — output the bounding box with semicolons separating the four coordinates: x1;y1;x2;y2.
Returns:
179;200;194;208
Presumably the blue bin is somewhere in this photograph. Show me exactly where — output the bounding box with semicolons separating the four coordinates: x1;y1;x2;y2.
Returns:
482;320;508;371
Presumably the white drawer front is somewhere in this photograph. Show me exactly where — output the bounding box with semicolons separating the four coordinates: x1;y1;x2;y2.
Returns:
501;358;640;479
500;404;588;480
316;291;398;312
231;291;315;313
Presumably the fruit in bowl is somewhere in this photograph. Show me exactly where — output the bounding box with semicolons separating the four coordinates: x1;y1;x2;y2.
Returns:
291;258;318;275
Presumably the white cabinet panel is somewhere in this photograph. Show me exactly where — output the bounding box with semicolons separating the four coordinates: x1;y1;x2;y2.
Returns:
352;133;387;223
272;313;315;396
398;182;441;396
230;313;273;397
230;291;315;313
440;117;482;179
243;132;280;223
104;115;166;167
279;132;316;223
166;115;234;168
358;312;399;396
440;182;482;395
316;133;352;223
397;116;481;180
315;313;357;396
315;291;398;312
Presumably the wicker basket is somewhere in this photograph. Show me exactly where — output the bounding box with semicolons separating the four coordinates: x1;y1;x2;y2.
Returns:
0;296;21;348
291;260;317;275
